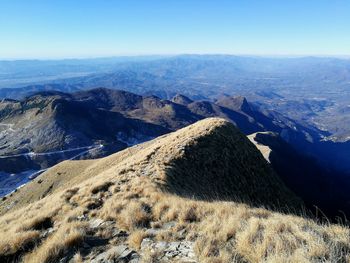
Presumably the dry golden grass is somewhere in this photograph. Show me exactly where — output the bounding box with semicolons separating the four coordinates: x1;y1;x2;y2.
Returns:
17;216;53;232
0;118;349;262
97;178;350;262
128;230;148;250
117;201;153;230
72;252;83;263
23;221;86;263
0;230;40;257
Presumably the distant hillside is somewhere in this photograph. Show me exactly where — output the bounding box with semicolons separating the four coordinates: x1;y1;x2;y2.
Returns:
0;89;169;175
0;84;81;100
0;118;348;263
0;88;317;175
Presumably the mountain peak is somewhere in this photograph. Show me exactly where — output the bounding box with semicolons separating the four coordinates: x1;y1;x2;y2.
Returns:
155;118;301;208
216;95;253;114
171;94;193;105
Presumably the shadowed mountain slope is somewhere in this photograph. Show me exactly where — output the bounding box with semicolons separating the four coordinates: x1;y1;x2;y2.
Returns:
249;132;350;218
161;119;300;208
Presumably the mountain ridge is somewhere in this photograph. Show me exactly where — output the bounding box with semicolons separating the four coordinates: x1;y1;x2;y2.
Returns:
1;87;314;174
0;118;349;263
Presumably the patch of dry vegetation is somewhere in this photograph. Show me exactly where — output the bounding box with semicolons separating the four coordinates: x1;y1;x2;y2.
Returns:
0;230;40;259
0;118;349;262
99;189;350;262
23;221;87;263
128;230;149;250
118;201;153;230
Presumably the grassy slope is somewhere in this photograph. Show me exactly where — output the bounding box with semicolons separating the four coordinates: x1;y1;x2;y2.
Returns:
0;118;349;263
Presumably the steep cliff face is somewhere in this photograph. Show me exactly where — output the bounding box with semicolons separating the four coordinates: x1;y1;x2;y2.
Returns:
248;131;350;217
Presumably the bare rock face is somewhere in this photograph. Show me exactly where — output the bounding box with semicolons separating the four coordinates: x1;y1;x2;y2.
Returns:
90;245;140;263
141;239;197;262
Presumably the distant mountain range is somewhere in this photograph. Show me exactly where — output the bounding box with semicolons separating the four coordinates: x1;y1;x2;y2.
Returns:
1;55;350;143
0;88;317;173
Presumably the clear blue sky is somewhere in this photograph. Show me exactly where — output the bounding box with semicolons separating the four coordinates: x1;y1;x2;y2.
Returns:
0;0;350;59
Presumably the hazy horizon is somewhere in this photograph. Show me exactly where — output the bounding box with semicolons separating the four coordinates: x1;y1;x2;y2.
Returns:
1;53;350;61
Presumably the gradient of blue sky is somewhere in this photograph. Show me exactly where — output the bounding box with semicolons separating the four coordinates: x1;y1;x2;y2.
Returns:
0;0;349;59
